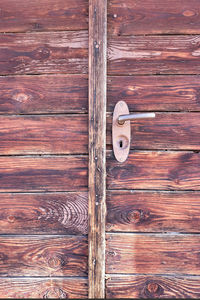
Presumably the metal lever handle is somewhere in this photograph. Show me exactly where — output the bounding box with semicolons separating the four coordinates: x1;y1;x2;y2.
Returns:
113;101;156;162
118;112;156;125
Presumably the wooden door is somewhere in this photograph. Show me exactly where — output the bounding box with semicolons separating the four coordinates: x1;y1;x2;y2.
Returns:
106;0;200;298
1;0;200;299
0;0;89;298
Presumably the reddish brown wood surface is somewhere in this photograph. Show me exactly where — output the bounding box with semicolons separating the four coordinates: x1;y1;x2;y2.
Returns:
0;75;88;114
106;275;200;298
0;192;88;235
2;112;200;155
0;236;87;276
107;75;200;112
106;191;200;233
0;156;87;192
106;234;200;274
107;151;200;190
0;0;88;32
5;191;200;235
107;113;200;150
108;0;200;35
0;115;87;154
2;75;200;114
2;33;200;76
0;31;88;75
88;0;107;297
0;278;88;299
108;35;200;75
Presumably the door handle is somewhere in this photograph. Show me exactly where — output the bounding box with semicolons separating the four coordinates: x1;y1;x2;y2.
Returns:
112;101;156;162
118;112;155;125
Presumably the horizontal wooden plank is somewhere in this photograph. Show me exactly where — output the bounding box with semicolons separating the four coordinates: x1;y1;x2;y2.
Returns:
108;0;200;35
107;113;200;150
0;156;87;192
107;75;200;112
0;277;88;298
5;191;200;235
0;0;88;33
106;275;200;298
108;35;200;75
2;34;200;76
0;31;88;75
0;236;87;276
107;151;200;190
0;192;88;234
106;234;200;274
0;115;87;154
2;75;200;114
2;113;200;155
106;191;200;232
0;75;88;114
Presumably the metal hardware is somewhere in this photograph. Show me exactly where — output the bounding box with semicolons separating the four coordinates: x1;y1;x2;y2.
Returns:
118;112;155;125
112;101;156;162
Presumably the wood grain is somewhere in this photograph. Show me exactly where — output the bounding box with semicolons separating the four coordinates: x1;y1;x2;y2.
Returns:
2;113;200;155
0;236;87;276
107;151;200;190
2;75;200;114
107;113;200;150
106;275;200;298
0;277;88;299
107;75;200;112
108;0;200;35
0;192;88;234
108;35;200;75
106;191;200;233
0;31;88;75
0;115;87;154
0;75;88;114
0;156;87;192
0;0;88;32
106;234;200;274
88;0;107;298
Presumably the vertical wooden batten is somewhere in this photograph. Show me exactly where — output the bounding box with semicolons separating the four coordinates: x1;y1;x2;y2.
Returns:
88;0;107;298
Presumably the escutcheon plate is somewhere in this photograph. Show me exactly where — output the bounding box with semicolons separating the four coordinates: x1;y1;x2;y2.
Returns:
112;101;131;162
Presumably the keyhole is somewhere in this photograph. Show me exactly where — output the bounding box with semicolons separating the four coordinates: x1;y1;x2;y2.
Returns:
119;140;123;148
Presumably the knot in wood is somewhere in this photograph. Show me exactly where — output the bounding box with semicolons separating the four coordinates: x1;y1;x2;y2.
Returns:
43;287;67;299
47;254;65;270
128;209;149;224
33;47;50;60
128;209;142;223
183;10;195;17
12;91;29;103
144;280;164;298
108;251;116;257
7;215;15;223
147;282;159;293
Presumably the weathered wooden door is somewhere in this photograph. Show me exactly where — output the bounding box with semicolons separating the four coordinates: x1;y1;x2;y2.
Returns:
0;0;89;298
105;0;200;298
1;0;200;299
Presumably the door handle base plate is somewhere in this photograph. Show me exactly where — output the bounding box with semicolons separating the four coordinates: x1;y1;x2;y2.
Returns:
112;101;131;162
